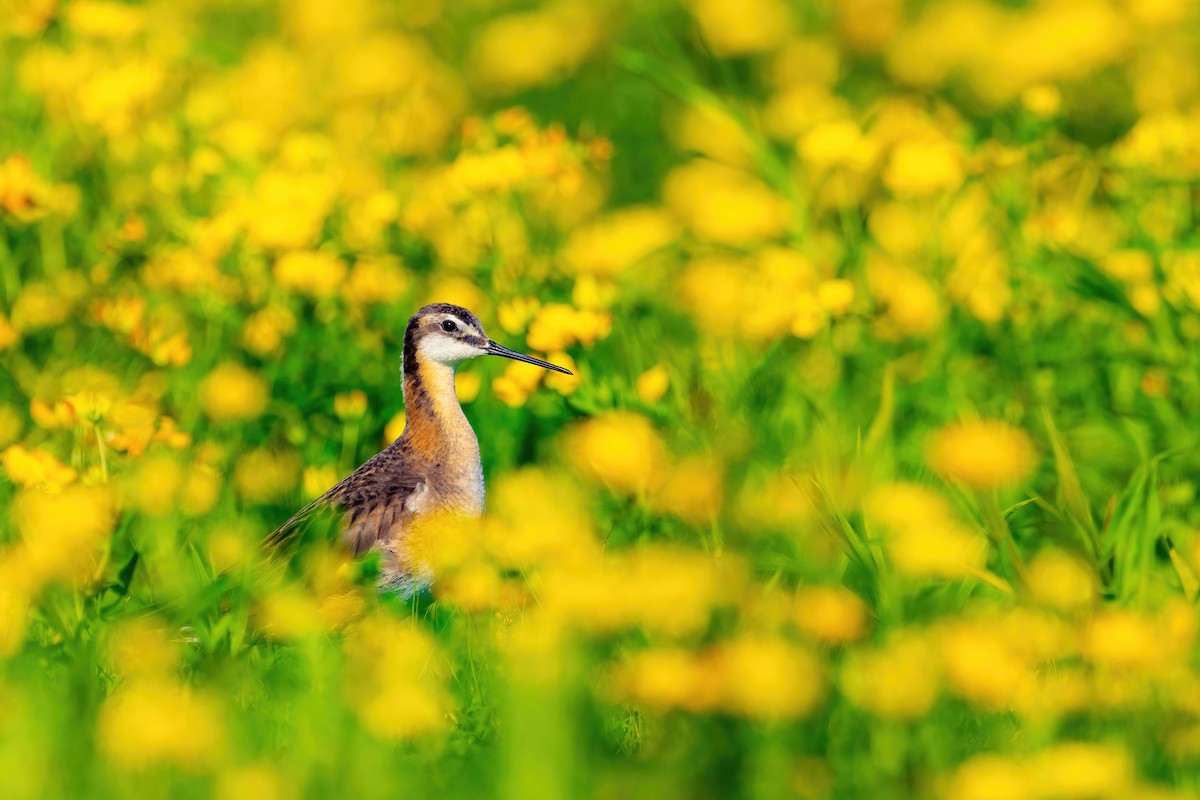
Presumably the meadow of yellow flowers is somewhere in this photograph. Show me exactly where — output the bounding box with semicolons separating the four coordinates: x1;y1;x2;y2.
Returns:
2;0;1200;797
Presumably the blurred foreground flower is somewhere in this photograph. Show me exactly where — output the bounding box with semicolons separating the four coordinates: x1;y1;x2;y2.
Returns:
927;420;1037;489
199;363;269;422
97;679;225;771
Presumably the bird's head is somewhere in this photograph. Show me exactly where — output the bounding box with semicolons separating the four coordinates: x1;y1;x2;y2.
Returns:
403;303;572;375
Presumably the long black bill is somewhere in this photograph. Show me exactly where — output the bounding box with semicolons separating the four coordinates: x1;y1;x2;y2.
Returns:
485;342;573;375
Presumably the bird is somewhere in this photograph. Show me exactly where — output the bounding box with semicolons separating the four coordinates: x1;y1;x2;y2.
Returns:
265;302;572;594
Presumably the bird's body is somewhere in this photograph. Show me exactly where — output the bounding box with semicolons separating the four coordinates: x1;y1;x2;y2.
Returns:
267;303;570;592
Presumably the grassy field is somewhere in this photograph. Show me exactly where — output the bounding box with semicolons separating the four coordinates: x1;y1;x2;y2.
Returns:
3;0;1200;797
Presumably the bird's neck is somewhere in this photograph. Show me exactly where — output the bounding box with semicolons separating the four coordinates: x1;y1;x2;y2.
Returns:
401;360;476;454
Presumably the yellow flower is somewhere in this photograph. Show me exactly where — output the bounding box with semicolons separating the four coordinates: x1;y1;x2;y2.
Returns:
883;138;965;197
182;466;220;516
216;765;290;800
470;0;602;93
716;636;824;719
198;363;269;422
2;445;76;491
544;351;580;395
526;303;611;351
334;389;367;419
663;160;790;245
107;618;178;680
66;0;144;39
1084;610;1164;671
302;465;339;501
868;258;944;337
686;0;792;56
384;410;407;444
937;621;1034;710
842;631;941;719
344;614;450;739
241;306;296;356
0;404;22;448
342;256;408;305
947;755;1031;800
799;119;878;170
0;313;18;350
926;420;1037;489
1027;548;1097;611
563;206;677;276
240;170;337;250
817;279;855;316
1031;743;1134;800
234;448;299;503
455;370;481;403
492;359;545;407
97;679;225;771
14;484;115;588
564;412;668;496
274;250;347;298
649;455;723;524
866;483;988;579
636;364;670;404
793;586;869;644
611;647;719;713
126;454;183;516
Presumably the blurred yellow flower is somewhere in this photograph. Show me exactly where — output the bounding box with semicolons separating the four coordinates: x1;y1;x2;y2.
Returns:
0;404;22;448
636;364;670;404
563;206;677;276
1031;742;1134;800
334;389;367;420
2;444;76;491
241;306;296;356
817;278;855;316
926;420;1037;489
526;303;611;351
793;586;869;644
97;679;225;771
544;351;580;395
107;617;178;680
302;465;339;501
199;363;269;422
216;765;291;800
66;0;144;39
649;455;724;524
884;138;965;197
384;410;406;444
492;359;546;407
274;250;347;298
717;636;824;719
470;0;602;93
234;448;299;503
687;0;792;56
868;258;944;337
843;631;941;719
946;755;1031;800
867;482;988;579
611;647;719;713
938;620;1034;710
0;313;18;350
344;614;450;739
564;412;668;496
664;160;790;245
1083;610;1164;671
1027;548;1097;610
14;484;115;588
342;256;408;306
126;454;183;516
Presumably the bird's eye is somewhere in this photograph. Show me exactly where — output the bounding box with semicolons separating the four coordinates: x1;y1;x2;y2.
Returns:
441;319;458;333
